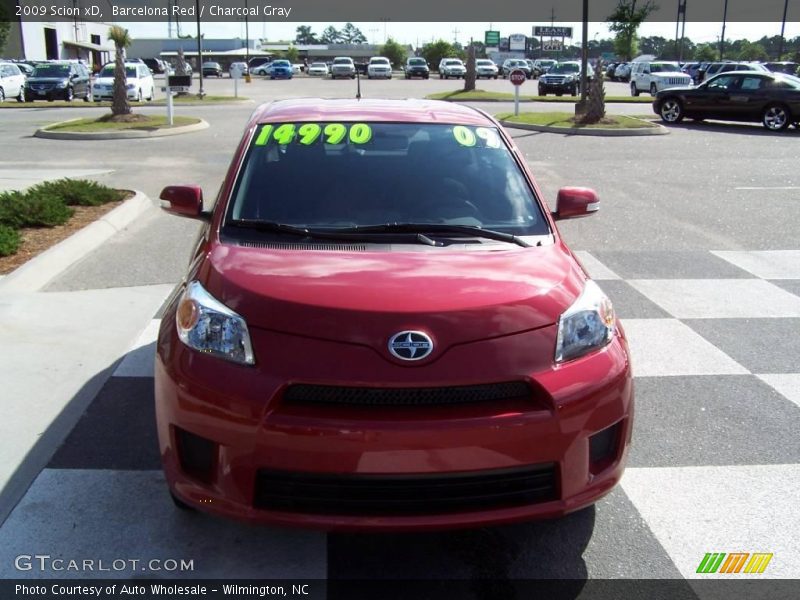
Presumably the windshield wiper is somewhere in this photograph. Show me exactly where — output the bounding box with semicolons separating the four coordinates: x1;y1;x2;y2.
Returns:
337;223;533;248
226;219;441;246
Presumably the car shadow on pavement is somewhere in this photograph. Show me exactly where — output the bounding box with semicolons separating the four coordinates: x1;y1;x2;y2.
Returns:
663;121;800;136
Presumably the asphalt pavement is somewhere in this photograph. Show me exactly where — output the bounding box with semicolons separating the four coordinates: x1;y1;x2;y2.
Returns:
0;76;799;588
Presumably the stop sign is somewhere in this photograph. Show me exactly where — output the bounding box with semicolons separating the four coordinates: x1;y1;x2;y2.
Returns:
509;69;526;86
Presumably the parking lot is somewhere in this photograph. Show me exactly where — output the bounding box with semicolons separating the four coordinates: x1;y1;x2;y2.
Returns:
0;75;799;591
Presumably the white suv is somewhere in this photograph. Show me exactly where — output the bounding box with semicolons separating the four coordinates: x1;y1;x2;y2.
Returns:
630;61;692;96
438;58;466;79
367;57;392;79
330;57;356;79
0;62;26;102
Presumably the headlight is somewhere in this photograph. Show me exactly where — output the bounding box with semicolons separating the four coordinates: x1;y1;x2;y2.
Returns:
126;83;135;89
56;81;68;88
176;281;255;366
555;280;615;363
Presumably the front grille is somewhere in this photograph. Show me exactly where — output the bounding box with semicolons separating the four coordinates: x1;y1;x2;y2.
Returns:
237;241;368;251
543;76;566;84
665;77;689;85
254;464;558;514
283;381;535;407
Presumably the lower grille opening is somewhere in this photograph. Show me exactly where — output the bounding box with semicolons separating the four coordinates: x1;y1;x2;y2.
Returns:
589;421;622;474
254;464;557;515
175;427;217;483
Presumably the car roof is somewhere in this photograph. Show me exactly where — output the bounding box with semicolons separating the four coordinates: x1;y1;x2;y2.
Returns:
250;98;494;127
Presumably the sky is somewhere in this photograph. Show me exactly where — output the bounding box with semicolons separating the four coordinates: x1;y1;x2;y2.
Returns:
125;21;800;47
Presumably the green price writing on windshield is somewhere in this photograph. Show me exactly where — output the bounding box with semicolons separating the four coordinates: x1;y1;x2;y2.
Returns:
254;123;373;146
452;126;502;149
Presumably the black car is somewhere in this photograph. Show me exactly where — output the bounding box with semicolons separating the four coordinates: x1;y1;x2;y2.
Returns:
538;62;583;96
654;71;800;131
201;62;223;77
404;57;430;79
24;61;91;102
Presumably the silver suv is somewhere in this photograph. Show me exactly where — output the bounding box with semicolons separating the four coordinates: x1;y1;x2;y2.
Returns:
330;57;356;79
438;58;466;79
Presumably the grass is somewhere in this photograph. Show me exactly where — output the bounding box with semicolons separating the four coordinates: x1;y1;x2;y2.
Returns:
0;179;125;257
495;111;658;129
44;115;200;132
0;95;246;109
426;89;653;103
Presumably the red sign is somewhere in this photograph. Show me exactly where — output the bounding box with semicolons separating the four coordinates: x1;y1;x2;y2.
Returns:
509;69;526;86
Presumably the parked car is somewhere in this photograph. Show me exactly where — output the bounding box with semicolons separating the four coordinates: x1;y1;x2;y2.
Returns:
538;62;582;96
654;71;800;131
155;97;633;528
248;57;272;71
12;61;34;77
630;61;693;96
438;58;466;79
330;56;356;79
0;61;26;102
475;59;498;79
268;59;293;80
532;59;557;78
141;57;169;74
201;62;223;78
761;62;799;76
92;62;154;102
613;62;632;82
307;62;329;77
251;62;273;76
229;62;249;77
292;64;302;75
24;61;91;102
404;57;430;79
367;56;392;79
700;61;767;83
502;58;532;79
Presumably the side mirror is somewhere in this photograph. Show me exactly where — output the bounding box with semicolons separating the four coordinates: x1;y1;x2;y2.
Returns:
159;185;204;219
553;187;600;220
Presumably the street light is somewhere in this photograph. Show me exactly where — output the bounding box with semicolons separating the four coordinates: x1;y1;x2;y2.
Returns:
719;0;728;60
777;0;789;60
195;0;204;97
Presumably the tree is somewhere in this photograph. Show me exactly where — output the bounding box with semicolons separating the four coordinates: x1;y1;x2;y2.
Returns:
606;0;659;61
295;26;317;45
463;43;477;92
421;40;458;72
737;40;769;62
580;60;607;125
282;46;299;63
107;26;132;118
380;37;407;68
340;23;367;44
0;2;10;56
694;43;718;62
320;26;340;44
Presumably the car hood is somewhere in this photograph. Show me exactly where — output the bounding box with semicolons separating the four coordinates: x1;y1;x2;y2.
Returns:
94;77;125;85
26;77;68;84
199;242;584;348
652;72;690;79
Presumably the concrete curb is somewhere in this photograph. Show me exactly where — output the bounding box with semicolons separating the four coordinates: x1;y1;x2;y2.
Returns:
499;118;669;137
34;118;209;140
0;190;153;293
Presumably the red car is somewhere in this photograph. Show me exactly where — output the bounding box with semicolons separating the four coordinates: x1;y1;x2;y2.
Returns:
155;99;633;531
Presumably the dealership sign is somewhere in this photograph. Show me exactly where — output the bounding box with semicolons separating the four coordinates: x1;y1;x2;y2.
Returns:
485;31;500;46
534;26;573;38
508;34;527;51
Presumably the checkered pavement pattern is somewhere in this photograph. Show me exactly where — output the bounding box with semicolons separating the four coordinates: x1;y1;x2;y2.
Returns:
1;250;798;584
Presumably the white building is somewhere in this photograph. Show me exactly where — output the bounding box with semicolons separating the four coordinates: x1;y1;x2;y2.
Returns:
4;18;113;69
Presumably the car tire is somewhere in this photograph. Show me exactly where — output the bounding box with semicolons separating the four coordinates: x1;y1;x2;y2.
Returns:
65;86;74;102
658;97;684;123
17;87;25;102
539;90;546;96
650;83;658;96
571;87;577;96
494;75;498;79
0;87;5;102
136;89;142;102
84;88;91;102
630;82;640;97
762;104;791;131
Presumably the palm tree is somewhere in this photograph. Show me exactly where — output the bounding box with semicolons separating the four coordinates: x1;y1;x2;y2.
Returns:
107;25;132;118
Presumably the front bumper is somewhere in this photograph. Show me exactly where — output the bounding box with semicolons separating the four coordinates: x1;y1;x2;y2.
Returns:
156;316;633;531
406;69;429;77
539;80;578;92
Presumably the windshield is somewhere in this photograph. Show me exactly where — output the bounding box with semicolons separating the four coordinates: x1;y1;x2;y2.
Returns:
333;58;352;65
99;66;137;78
273;60;290;67
651;63;680;73
476;60;493;66
227;122;548;237
371;58;389;64
446;60;463;66
32;64;70;77
551;64;579;74
311;63;326;68
409;58;426;65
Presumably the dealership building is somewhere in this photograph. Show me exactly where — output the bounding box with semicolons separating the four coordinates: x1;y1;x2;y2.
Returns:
3;17;113;68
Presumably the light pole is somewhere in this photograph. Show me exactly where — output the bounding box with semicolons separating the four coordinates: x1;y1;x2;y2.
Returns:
719;0;728;60
580;0;588;103
195;0;204;97
777;0;789;60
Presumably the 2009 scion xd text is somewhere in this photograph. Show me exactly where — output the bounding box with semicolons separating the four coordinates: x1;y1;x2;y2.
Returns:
155;98;634;531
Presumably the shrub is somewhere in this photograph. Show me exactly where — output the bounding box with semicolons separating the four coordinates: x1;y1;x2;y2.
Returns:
26;178;124;206
0;225;21;257
0;189;73;228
